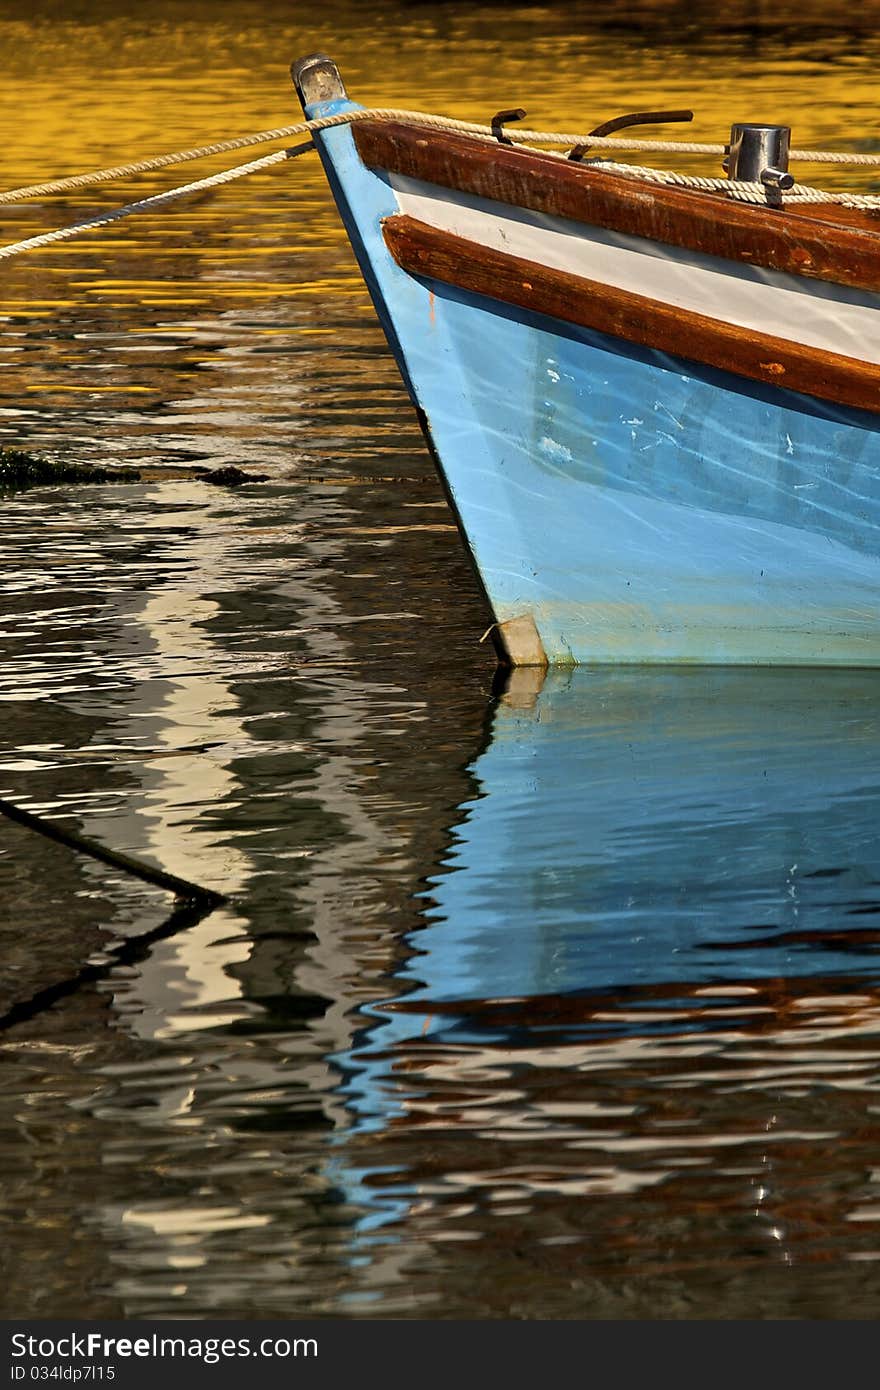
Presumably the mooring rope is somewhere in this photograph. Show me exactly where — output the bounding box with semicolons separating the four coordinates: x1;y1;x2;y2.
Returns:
0;109;729;205
4;106;880;208
1;106;879;262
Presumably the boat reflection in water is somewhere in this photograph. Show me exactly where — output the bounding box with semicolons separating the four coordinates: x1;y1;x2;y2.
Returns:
329;668;880;1311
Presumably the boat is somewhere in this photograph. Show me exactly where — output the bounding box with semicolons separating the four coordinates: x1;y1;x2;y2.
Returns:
292;54;880;668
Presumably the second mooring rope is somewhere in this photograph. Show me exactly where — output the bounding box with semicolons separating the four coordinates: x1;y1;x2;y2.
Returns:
0;144;312;262
596;159;880;209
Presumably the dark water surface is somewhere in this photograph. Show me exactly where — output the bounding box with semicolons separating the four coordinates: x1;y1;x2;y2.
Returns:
4;1;880;1319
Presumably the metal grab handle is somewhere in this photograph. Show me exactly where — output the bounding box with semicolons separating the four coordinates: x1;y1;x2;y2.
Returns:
491;108;527;144
568;108;694;161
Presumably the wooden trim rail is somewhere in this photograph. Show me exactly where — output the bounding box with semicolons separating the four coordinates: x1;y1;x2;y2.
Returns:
356;120;880;296
382;213;880;415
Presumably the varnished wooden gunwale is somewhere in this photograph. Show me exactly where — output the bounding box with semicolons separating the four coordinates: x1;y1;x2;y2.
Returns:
355;120;880;295
382;213;880;416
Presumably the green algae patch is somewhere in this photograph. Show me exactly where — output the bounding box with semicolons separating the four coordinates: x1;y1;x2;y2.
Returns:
200;465;270;487
0;449;141;493
0;450;274;494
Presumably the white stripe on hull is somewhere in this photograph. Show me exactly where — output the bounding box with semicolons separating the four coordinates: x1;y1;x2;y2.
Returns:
390;173;880;369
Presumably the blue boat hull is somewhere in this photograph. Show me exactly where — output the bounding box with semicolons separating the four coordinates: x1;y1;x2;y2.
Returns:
304;98;880;666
